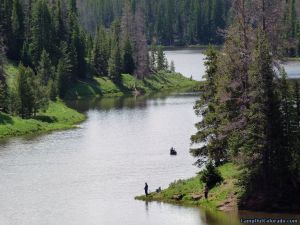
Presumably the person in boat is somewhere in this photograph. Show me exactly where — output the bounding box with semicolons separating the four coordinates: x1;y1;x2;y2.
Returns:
170;147;177;155
204;185;209;199
144;182;149;196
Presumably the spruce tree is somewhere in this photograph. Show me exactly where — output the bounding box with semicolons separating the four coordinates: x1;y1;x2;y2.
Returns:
92;26;109;76
10;0;25;60
157;46;167;71
57;42;72;98
68;1;86;79
0;0;13;56
17;64;49;118
191;46;225;166
53;0;66;44
0;39;9;112
149;44;157;72
170;60;175;72
17;65;35;118
37;50;54;85
294;81;300;125
29;0;53;66
122;35;134;74
108;43;122;83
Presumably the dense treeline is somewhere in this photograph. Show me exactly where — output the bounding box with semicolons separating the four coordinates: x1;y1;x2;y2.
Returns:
0;0;170;118
192;0;300;211
79;0;300;54
0;0;86;117
78;0;231;45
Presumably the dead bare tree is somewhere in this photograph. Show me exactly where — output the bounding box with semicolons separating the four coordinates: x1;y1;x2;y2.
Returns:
133;3;149;79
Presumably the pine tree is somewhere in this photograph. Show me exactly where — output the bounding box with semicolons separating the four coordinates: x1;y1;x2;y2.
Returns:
92;26;110;76
157;46;167;71
53;0;66;44
191;46;225;166
37;50;54;85
67;0;86;79
57;41;73;98
170;60;175;72
0;0;13;56
108;43;122;83
17;64;49;118
294;81;300;125
17;64;35;118
149;44;157;72
10;0;25;60
0;38;9;112
122;35;134;74
121;0;134;39
68;0;77;15
70;26;86;78
29;0;53;66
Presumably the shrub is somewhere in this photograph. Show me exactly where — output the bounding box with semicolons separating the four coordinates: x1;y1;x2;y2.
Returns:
200;161;223;189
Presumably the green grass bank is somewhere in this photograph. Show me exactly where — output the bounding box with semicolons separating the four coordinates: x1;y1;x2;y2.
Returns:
135;163;241;212
0;101;85;139
2;62;198;139
5;62;199;100
65;71;199;99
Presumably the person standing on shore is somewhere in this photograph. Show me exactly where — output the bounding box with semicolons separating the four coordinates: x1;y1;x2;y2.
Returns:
204;185;209;199
144;183;149;196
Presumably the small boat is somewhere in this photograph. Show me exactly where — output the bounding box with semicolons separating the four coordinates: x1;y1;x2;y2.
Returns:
170;148;177;156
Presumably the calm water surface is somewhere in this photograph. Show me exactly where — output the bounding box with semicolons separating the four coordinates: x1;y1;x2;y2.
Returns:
1;92;299;225
165;48;300;80
0;92;241;225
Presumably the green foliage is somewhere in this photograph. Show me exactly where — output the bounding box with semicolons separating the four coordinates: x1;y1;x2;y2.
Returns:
78;0;229;45
170;60;175;72
0;40;9;112
65;71;198;99
17;64;49;118
57;42;73;98
29;0;53;66
191;46;225;167
0;80;9;112
156;46;168;71
10;0;24;60
0;101;85;139
92;26;110;76
200;161;224;189
122;36;134;74
108;44;122;83
135;163;238;210
37;50;54;85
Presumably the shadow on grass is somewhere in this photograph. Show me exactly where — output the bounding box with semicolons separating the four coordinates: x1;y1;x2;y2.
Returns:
0;113;14;125
80;78;104;95
33;115;58;123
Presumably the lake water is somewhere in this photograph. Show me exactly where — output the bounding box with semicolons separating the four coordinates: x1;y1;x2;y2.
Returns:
1;92;299;225
165;48;300;80
0;92;236;225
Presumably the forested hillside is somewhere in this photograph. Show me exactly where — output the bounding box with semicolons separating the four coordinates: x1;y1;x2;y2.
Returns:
1;0;187;123
77;0;231;45
77;0;300;56
191;0;300;210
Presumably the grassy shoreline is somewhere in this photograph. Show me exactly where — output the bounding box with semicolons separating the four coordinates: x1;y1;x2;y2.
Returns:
0;101;86;139
65;71;199;99
135;163;240;212
2;62;199;139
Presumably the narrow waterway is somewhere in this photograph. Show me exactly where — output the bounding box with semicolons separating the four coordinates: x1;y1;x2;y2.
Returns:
0;92;229;225
164;48;300;80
